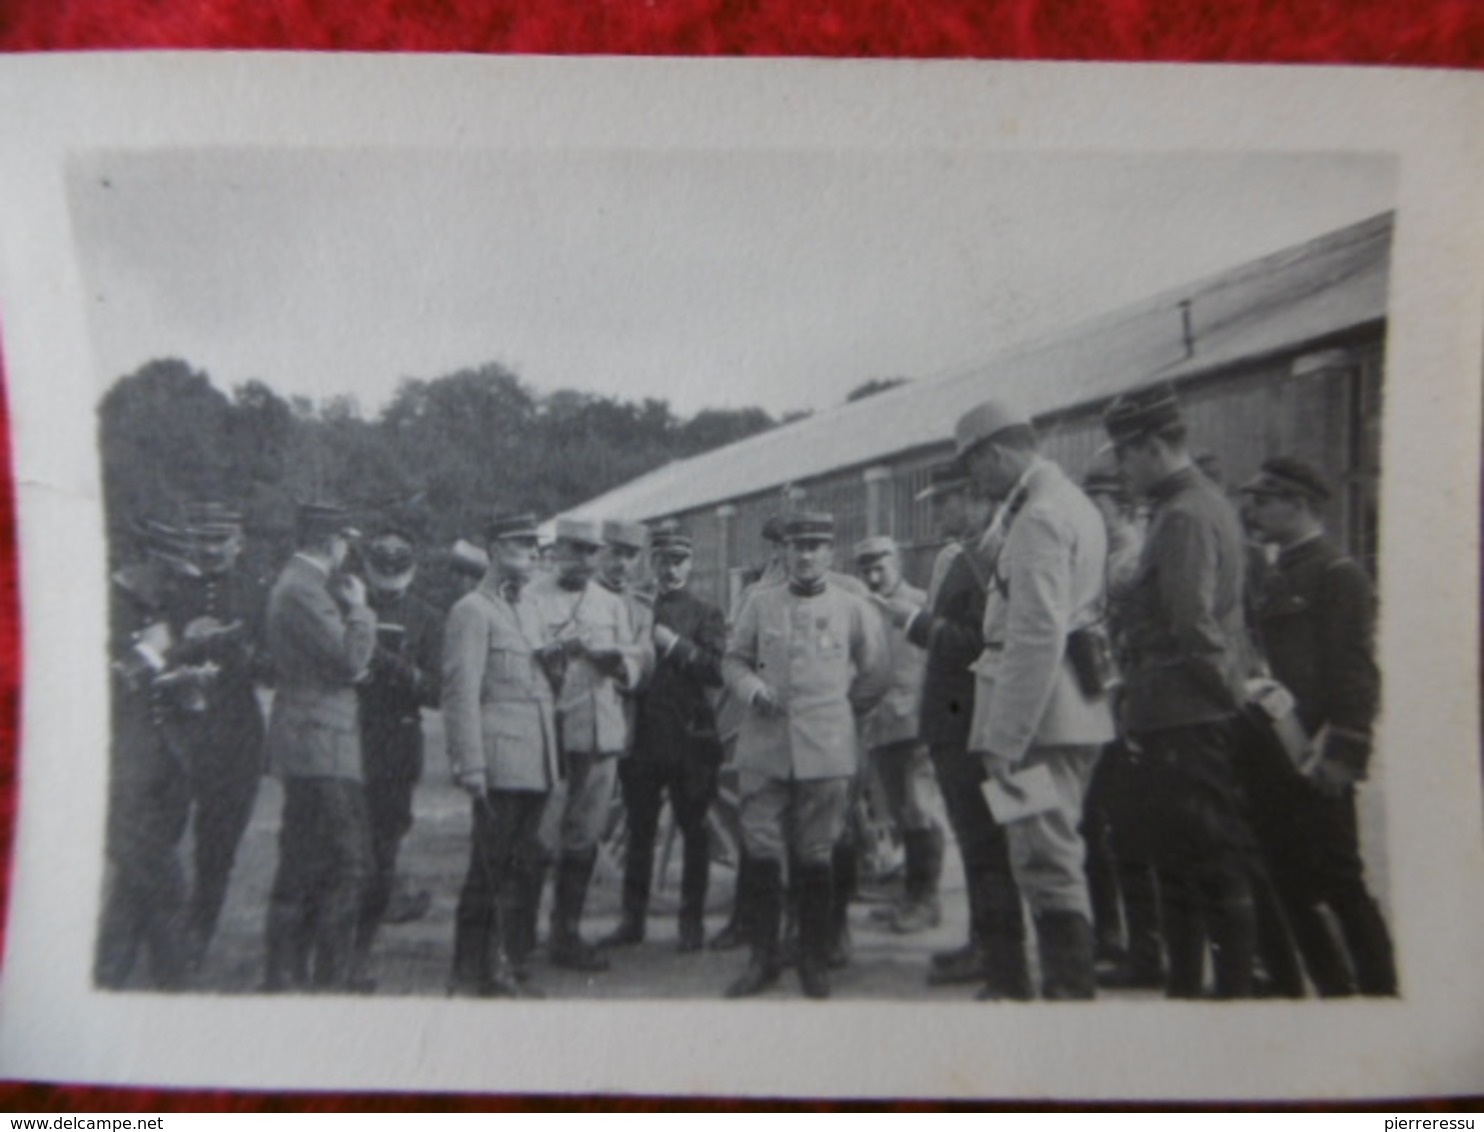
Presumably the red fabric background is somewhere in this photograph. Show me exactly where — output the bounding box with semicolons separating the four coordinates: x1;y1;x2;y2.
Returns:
1;0;1481;1111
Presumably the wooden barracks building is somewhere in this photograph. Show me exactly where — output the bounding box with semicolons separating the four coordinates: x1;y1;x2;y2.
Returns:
564;213;1390;612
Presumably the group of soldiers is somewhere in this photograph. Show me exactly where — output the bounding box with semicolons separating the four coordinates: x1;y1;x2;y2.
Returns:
99;378;1395;1003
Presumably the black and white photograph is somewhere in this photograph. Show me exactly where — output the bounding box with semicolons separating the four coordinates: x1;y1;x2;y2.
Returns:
0;55;1481;1100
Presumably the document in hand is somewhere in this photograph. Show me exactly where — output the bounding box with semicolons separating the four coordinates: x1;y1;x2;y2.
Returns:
982;763;1059;825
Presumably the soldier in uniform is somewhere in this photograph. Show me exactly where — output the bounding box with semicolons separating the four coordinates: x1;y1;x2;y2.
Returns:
1103;383;1263;998
601;520;727;952
1078;458;1166;989
166;502;269;972
855;535;943;934
722;512;889;999
707;514;790;952
955;400;1116;1000
1238;458;1396;996
262;502;378;993
528;517;650;972
351;526;442;986
879;462;1032;995
444;512;559;998
96;520;216;990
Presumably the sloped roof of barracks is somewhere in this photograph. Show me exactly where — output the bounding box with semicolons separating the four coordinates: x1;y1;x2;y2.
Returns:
566;212;1391;523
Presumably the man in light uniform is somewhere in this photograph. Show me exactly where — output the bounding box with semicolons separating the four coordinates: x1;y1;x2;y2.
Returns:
960;400;1116;1000
856;535;942;934
444;512;558;998
722;512;889;999
529;516;649;972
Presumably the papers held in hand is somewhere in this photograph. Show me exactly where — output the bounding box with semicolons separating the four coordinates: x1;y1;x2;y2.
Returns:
981;763;1059;825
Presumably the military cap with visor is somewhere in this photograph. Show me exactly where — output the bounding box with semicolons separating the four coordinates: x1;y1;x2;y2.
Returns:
486;511;541;542
914;460;972;503
1102;381;1185;448
783;511;835;543
649;519;694;556
555;516;603;549
602;518;649;552
853;534;898;563
295;501;358;543
1238;457;1332;503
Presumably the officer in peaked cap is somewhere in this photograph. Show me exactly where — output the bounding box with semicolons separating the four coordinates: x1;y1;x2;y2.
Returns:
444;510;556;997
1238;456;1333;505
262;501;378;992
150;501;273;974
601;518;728;953
721;510;889;999
1239;457;1395;996
855;535;944;936
1101;382;1267;999
1102;381;1186;450
351;523;443;983
525;514;649;973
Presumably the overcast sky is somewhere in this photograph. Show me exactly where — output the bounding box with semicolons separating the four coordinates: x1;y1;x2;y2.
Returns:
68;149;1394;419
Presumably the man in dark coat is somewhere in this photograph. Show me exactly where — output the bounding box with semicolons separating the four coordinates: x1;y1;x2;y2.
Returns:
262;502;378;992
164;502;268;972
352;526;442;986
95;520;209;990
600;520;727;953
1239;457;1396;996
876;461;1031;998
1103;383;1263;999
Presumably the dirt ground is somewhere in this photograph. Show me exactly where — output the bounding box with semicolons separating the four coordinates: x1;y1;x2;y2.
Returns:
187;709;1159;1002
185;705;1387;1002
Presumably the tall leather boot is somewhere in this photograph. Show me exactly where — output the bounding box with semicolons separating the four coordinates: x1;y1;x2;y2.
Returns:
796;861;835;1000
549;851;610;973
726;858;782;998
778;852;802;968
710;852;754;950
1283;898;1355;996
827;841;856;969
1205;868;1258;1000
1036;910;1097;1000
1119;860;1166;988
1158;869;1207;999
1250;864;1306;999
1331;889;1398;996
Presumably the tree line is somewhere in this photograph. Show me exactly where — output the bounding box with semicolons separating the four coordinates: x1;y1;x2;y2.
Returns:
98;358;781;585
